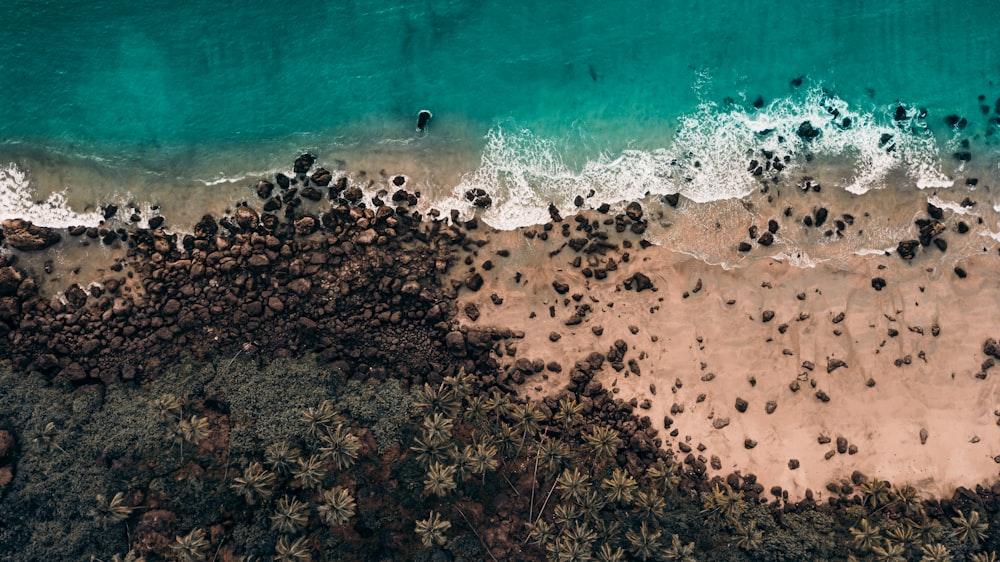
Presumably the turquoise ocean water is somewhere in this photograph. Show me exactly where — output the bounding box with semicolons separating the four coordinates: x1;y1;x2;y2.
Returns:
1;0;999;251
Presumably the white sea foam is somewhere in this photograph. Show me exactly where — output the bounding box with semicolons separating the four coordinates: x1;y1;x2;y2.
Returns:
0;163;103;227
927;195;974;216
455;84;956;230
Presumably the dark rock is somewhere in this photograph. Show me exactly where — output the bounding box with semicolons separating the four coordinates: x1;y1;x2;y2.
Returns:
917;219;945;246
744;438;757;449
894;105;907;121
954;266;967;278
193;215;218;238
827;358;847;373
102;204;118;219
256;179;275;199
933;238;948;252
465;273;484;292
625;272;654;292
871;277;886;291
814;207;828;228
464;303;480;321
757;232;774;246
275;173;290;189
957;221;969;234
552;281;570;294
2;219;61;251
311;168;332;187
625;202;643;221
735;398;748;413
0;267;23;296
836;436;848;454
148;216;165;230
664;193;680;207
984;338;1000;360
300;187;323;202
737;242;752;252
293;153;316;174
927;203;944;220
788;459;799;470
761;310;775;323
797;121;820;141
896;239;919;260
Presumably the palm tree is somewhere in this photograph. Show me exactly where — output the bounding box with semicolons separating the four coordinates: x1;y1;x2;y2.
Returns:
415;511;451;547
299;399;337;442
700;482;746;524
557;467;591;504
470;442;498;476
485;390;513;421
970;552;999;562
495;421;519;459
231;461;276;505
553;502;583;529
318;423;361;470
423;461;457;497
410;431;453;468
553;397;584;433
885;522;920;554
545;535;593;562
625;521;662;561
731;519;763;552
850;518;881;552
413;382;461;417
582;426;620;462
592;518;623;545
600;467;637;505
529;519;557;546
177;415;211;445
662;534;697;562
645;458;681;494
889;483;923;517
442;367;475;401
462;395;489;428
634;490;666;523
951;509;988;546
537;437;572;475
918;543;953;562
871;540;907;562
595;543;626;562
859;479;891;510
170;528;210;562
271;496;310;534
575;489;606;522
292;454;327;490
561;521;598;552
512;401;545;439
151;393;183;423
451;444;476;481
265;441;301;476
317;486;356;526
89;492;133;528
913;517;945;544
274;535;313;562
421;413;455;444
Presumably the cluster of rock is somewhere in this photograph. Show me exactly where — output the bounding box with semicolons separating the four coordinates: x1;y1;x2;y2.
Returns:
0;156;506;386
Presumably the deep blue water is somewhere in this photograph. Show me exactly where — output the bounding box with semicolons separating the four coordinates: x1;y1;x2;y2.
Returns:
1;0;999;228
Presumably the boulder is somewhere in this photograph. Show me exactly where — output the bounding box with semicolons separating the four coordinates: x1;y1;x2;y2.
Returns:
797;121;820;141
310;168;333;187
2;219;61;251
0;267;23;296
896;239;919;260
255;179;274;199
293;153;316;174
625;202;643;221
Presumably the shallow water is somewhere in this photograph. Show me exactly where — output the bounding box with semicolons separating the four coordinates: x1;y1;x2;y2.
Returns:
2;0;1000;270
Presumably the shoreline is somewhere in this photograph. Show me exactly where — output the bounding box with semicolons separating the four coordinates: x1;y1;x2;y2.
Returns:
2;154;1000;559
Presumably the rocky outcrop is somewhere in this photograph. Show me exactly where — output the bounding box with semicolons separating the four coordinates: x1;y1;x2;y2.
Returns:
1;219;61;251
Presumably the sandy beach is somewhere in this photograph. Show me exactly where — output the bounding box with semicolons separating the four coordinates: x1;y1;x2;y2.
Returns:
456;206;1000;501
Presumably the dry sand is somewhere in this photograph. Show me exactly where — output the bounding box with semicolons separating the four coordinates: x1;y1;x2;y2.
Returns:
454;217;1000;501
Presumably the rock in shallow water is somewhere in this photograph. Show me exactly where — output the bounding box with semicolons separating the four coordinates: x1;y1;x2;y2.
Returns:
1;219;61;251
